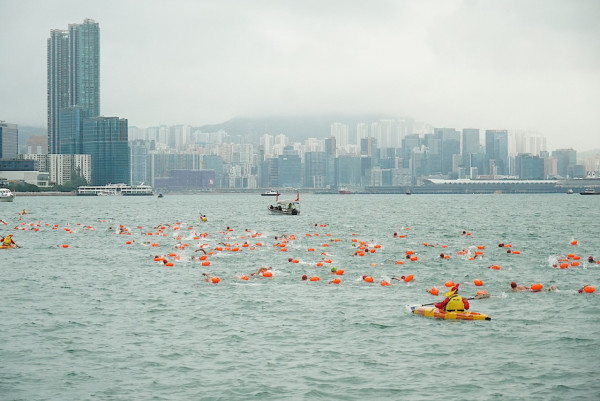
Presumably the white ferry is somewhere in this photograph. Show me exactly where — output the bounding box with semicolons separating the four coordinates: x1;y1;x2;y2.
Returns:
0;188;15;202
77;183;154;196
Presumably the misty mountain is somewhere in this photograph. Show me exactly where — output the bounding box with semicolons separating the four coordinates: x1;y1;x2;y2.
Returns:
194;114;395;144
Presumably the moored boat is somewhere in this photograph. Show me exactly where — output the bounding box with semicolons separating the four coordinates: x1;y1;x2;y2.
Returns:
0;188;15;202
412;306;491;321
261;189;279;196
77;183;154;196
580;187;600;195
338;187;354;194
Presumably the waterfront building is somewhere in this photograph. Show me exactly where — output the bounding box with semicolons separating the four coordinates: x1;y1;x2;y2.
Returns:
461;128;480;167
485;130;509;176
83;117;129;185
552;148;577;178
515;153;545;179
304;151;328;189
0;121;18;160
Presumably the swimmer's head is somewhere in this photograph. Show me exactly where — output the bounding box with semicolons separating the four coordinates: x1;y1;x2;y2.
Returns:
302;275;308;281
510;281;517;288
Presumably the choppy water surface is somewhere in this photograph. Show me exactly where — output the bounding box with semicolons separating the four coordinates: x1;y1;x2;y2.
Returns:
1;194;599;400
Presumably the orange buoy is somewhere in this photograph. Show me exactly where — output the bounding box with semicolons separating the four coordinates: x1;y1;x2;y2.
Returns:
165;262;174;267
571;240;578;245
474;279;483;286
292;259;299;264
477;245;485;250
307;248;315;252
316;262;324;267
201;261;211;266
404;274;414;282
512;250;521;255
395;260;405;265
363;276;374;283
583;285;595;293
381;280;391;286
531;283;543;291
168;253;176;257
476;290;488;296
240;275;249;281
126;241;132;245
429;286;440;295
335;269;344;275
62;244;69;248
309;276;320;281
199;255;208;260
571;261;580;267
410;256;418;262
262;271;273;277
444;281;455;287
572;255;581;260
489;265;501;270
211;277;220;284
331;278;341;284
559;263;569;269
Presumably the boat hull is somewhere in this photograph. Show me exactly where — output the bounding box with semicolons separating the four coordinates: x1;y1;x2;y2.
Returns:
268;207;300;215
0;245;17;249
0;197;14;202
412;306;491;321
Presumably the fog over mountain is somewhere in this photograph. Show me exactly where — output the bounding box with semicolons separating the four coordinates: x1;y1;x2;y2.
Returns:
1;0;599;152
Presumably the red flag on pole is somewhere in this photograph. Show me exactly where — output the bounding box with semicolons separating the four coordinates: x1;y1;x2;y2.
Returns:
295;192;299;202
275;193;279;202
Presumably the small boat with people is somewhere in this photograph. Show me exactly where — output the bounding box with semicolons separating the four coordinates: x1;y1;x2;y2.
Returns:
268;193;300;215
261;189;279;196
0;188;15;202
338;187;354;194
580;187;600;195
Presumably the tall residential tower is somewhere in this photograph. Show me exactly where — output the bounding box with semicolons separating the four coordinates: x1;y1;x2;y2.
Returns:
47;19;100;154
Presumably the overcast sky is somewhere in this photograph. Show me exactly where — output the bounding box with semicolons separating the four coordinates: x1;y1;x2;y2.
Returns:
1;0;598;151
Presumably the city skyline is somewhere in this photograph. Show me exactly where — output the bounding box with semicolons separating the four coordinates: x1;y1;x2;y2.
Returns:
1;0;599;152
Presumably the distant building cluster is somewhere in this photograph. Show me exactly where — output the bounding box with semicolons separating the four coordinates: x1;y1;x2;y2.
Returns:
0;19;598;191
123;123;597;192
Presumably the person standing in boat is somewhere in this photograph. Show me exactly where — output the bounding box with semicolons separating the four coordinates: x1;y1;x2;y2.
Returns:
434;284;469;312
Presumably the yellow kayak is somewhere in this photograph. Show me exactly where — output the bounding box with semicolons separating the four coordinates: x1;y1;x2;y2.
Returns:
0;244;17;249
412;306;491;321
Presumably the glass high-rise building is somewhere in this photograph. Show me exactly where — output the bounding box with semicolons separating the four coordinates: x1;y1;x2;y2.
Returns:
83;117;129;185
0;121;19;160
485;130;509;176
47;19;100;154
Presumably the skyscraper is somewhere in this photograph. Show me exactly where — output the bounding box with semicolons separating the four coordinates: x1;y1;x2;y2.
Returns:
485;130;509;176
0;121;19;159
47;19;100;154
83;117;129;185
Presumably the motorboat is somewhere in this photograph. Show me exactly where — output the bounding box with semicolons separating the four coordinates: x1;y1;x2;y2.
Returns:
566;189;574;194
338;187;353;194
580;187;600;195
268;200;300;215
268;192;300;215
261;189;279;196
0;188;15;202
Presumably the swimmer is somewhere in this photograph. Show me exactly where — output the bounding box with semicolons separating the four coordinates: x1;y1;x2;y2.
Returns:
547;285;558;292
588;256;595;263
301;274;308;281
510;282;530;292
251;266;271;276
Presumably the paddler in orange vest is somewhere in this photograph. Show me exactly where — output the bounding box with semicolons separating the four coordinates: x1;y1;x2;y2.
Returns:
435;283;469;312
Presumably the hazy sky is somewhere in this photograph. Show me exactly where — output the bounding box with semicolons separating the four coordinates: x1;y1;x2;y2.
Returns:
1;0;599;151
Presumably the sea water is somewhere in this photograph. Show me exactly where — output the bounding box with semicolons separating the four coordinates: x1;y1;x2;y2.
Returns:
1;194;599;400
